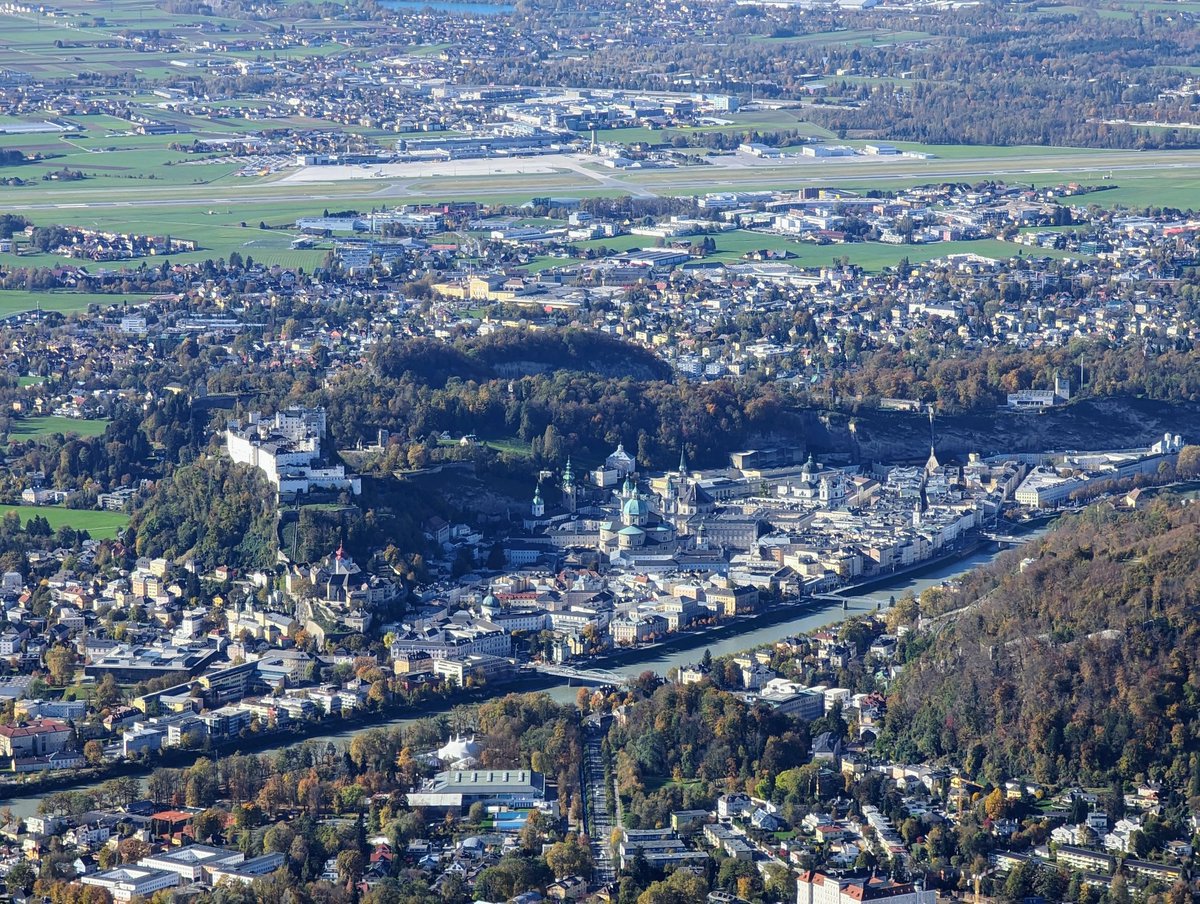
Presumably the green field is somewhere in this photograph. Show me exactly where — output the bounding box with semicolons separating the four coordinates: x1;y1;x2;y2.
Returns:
0;0;347;81
0;141;244;192
749;28;934;46
1119;0;1200;11
482;437;533;456
2;133;1200;254
8;416;111;439
439;436;532;455
0;291;150;316
1054;177;1200;210
569;229;1078;272
4;204;334;272
0;504;128;538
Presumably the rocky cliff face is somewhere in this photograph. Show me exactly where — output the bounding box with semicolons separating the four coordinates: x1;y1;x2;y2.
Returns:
798;396;1198;463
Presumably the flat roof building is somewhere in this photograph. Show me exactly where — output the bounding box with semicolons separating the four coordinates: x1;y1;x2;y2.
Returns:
206;852;286;886
139;844;245;882
407;769;546;813
82;867;180;902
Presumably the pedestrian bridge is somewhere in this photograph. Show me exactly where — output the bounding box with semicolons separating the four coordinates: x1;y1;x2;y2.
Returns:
810;592;849;603
530;663;631;686
982;532;1029;545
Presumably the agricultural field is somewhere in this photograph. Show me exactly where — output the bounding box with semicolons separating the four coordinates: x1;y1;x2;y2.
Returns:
3;203;334;272
0;504;128;538
0;0;344;80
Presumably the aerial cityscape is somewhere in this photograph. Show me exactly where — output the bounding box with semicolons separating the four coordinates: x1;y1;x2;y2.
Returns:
0;0;1198;903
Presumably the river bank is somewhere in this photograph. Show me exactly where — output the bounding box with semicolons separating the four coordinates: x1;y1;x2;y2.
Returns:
590;507;1063;677
0;524;1052;813
583;535;995;678
0;673;569;805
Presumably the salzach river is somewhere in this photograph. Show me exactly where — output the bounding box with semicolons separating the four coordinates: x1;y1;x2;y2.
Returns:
0;533;1039;817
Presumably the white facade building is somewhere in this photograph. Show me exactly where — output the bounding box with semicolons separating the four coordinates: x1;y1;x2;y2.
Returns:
139;845;244;882
1014;467;1084;508
82;867;179;902
225;407;360;497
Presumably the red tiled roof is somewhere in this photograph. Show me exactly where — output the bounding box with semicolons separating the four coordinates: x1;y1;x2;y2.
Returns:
150;810;193;822
0;719;70;738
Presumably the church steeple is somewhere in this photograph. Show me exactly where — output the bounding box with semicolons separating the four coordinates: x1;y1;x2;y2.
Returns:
531;481;545;518
678;448;688;478
561;458;577;513
925;445;941;474
924;404;940;474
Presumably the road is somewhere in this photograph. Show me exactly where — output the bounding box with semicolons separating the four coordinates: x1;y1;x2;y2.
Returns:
581;720;618;884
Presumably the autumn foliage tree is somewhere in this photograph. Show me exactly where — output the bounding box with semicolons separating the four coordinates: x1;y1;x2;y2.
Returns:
879;499;1200;791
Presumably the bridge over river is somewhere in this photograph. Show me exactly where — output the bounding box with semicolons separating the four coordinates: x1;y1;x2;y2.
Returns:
527;663;631;686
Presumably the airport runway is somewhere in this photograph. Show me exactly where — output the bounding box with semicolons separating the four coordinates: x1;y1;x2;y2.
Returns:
4;148;1200;212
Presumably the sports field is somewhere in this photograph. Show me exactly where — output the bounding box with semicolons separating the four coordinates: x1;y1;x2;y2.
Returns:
0;504;128;538
8;416;111;439
0;291;148;317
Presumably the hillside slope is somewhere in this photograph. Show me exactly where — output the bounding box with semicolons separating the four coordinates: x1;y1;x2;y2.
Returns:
369;328;672;387
879;500;1200;792
807;396;1200;462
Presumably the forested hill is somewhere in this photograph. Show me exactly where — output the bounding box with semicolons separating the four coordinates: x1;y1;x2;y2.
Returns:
325;329;782;468
368;328;671;387
879;500;1200;793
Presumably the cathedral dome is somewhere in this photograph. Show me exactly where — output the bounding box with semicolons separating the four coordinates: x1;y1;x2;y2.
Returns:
622;496;650;518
